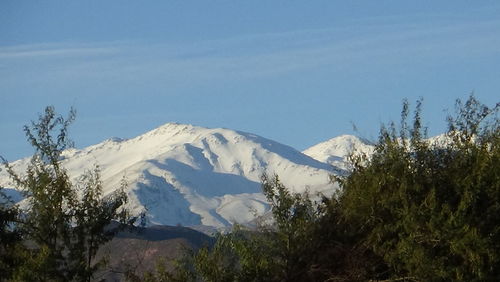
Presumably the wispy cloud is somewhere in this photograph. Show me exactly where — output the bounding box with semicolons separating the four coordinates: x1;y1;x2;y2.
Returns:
0;47;116;59
1;18;499;87
0;42;120;59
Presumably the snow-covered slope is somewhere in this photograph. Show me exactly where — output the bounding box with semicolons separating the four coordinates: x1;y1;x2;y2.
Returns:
0;123;336;228
303;135;375;169
303;134;454;170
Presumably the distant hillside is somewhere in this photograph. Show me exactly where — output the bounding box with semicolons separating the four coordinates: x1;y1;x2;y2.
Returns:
94;224;214;281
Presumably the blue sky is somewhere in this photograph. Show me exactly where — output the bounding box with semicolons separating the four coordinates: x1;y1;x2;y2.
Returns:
1;1;499;160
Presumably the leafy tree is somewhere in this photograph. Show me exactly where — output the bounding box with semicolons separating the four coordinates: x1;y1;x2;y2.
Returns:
337;95;499;280
144;174;373;282
308;194;387;281
139;174;316;282
1;106;132;282
140;94;499;282
0;185;23;280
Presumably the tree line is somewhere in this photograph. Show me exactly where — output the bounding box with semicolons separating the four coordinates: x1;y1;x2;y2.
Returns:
1;95;499;281
139;95;499;282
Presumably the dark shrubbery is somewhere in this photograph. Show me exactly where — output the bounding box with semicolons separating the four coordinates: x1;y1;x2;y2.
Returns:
149;95;499;282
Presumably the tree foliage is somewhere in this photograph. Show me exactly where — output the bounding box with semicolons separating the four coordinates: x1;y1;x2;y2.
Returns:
0;106;132;282
4;96;496;282
145;95;498;282
337;95;499;280
142;174;321;282
0;187;22;279
145;174;384;282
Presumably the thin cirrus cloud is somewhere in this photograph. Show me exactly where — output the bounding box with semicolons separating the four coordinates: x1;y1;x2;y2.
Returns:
1;18;499;87
0;42;120;59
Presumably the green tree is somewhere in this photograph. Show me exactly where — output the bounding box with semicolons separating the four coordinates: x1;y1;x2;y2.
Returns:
0;186;23;280
139;174;314;282
337;95;500;281
141;94;499;282
1;106;132;282
146;174;364;282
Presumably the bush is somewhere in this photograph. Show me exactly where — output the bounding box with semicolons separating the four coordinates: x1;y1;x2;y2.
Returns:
337;96;499;280
1;106;133;281
136;95;500;282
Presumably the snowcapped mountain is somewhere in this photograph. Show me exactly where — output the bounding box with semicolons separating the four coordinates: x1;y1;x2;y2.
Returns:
303;134;454;170
303;135;375;169
0;123;337;228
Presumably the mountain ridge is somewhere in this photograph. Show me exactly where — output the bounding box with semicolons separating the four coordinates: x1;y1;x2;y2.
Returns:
302;134;375;169
1;122;345;229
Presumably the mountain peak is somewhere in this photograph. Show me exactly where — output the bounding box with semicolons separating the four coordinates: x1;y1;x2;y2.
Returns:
143;122;199;138
303;135;374;168
1;123;338;229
